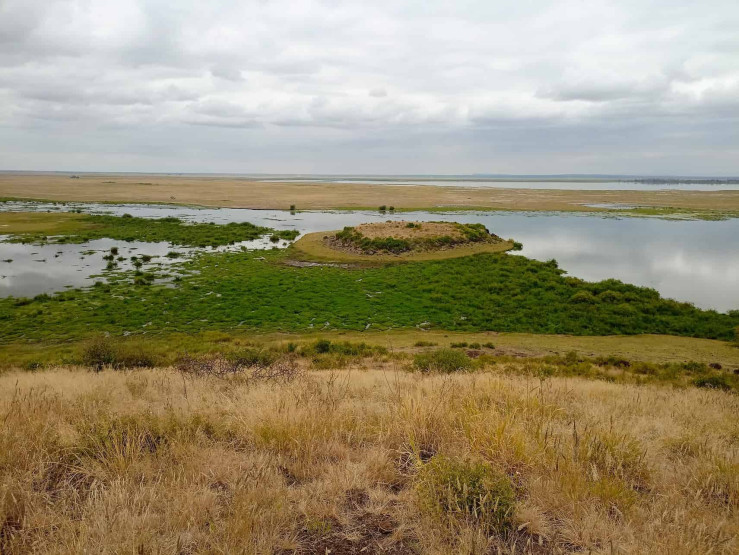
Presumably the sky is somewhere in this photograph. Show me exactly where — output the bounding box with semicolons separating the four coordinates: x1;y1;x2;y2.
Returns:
0;0;738;175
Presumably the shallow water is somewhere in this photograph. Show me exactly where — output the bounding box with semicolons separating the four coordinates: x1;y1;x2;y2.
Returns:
0;234;290;298
1;201;738;312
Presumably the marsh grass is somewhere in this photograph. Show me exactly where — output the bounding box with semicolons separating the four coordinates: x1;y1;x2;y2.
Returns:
5;213;299;247
0;367;737;553
3;250;737;344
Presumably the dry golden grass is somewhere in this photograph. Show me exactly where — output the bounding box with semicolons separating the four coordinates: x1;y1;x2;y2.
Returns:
2;172;739;212
353;222;463;240
1;364;737;554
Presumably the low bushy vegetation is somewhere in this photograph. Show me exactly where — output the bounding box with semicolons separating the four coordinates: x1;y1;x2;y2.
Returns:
81;335;160;370
2;250;738;342
414;348;473;373
334;222;497;254
416;455;515;533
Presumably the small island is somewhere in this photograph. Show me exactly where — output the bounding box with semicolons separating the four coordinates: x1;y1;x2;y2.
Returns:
292;220;516;262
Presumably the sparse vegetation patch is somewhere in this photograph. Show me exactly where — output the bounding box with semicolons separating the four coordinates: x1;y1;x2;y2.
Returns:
3;212;298;247
331;221;502;255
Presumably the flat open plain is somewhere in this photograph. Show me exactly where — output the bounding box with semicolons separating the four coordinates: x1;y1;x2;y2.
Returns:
2;172;739;212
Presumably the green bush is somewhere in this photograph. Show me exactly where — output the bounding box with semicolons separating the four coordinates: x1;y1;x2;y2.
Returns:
81;335;117;370
228;347;278;368
693;375;733;391
414;348;472;373
313;339;332;354
414;340;437;347
570;291;597;304
416;455;515;533
81;335;158;370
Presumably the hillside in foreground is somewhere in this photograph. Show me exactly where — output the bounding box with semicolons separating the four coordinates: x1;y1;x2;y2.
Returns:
1;356;737;554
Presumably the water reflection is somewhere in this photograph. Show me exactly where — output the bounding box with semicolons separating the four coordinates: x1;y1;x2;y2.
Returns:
1;202;737;312
0;236;289;298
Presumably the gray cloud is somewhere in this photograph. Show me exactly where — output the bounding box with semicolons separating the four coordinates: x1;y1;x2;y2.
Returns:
0;0;737;174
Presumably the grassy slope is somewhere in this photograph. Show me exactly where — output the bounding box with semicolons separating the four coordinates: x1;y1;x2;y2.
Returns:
1;366;737;553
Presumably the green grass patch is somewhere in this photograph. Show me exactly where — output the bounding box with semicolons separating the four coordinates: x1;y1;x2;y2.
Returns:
4;212;298;247
414;348;473;373
415;455;515;533
1;249;737;345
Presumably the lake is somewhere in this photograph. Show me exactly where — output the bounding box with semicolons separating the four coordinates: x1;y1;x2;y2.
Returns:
1;201;737;312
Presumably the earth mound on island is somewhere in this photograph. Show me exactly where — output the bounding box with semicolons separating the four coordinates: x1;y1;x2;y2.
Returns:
292;221;515;263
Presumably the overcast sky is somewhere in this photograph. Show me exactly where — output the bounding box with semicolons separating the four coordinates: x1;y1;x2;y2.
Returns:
1;0;737;175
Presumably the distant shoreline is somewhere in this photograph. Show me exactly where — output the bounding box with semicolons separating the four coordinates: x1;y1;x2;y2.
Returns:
1;172;739;216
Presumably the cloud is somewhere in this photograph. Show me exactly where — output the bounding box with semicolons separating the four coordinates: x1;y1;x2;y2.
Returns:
0;0;737;173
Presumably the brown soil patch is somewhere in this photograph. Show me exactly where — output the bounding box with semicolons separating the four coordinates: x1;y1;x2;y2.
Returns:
353;221;462;240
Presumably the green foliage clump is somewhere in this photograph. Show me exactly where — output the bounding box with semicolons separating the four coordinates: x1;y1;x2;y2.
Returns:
570;291;597;304
414;348;472;373
334;222;498;254
227;347;279;368
415;455;515;533
80;335;159;370
414;340;437;347
301;339;387;357
335;226;412;254
693;375;732;391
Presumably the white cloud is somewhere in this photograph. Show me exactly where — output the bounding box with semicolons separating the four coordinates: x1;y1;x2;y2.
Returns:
0;0;737;173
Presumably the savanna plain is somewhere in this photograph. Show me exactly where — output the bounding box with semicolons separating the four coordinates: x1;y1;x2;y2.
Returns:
1;175;738;554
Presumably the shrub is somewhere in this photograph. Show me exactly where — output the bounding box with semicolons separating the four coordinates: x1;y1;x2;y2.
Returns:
450;342;468;348
414;348;473;373
482;342;495;349
511;241;523;251
416;455;515;533
693;375;732;391
414;340;437;347
378;205;387;212
570;291;597;304
114;345;158;368
81;336;158;370
313;339;332;354
228;347;278;368
81;335;117;370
